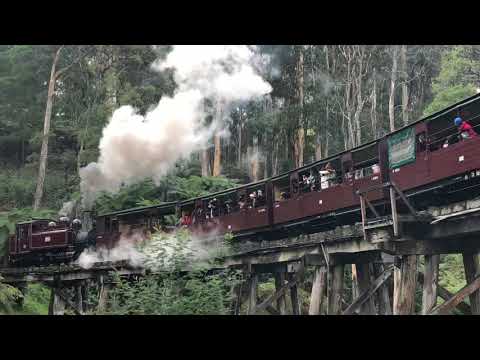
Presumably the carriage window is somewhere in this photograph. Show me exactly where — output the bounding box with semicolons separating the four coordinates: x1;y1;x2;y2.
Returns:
96;218;105;233
427;115;460;151
273;176;290;201
352;143;379;179
217;192;236;215
299;168;317;193
317;158;342;189
179;203;194;226
104;218;110;232
111;219;119;232
416;132;426;153
17;226;26;240
191;201;206;224
427;102;480;152
205;197;220;218
246;184;266;208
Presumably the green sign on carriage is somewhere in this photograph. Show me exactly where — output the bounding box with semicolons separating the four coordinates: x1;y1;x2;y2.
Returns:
388;127;416;169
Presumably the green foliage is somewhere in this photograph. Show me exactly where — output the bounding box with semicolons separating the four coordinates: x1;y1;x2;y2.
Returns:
0;275;23;314
20;283;50;315
94;175;238;215
171;176;238;200
104;229;240;315
439;254;466;293
424;84;476;117
424;46;479;116
0;167;77;211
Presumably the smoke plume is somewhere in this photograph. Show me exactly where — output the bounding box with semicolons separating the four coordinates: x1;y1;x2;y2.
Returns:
80;45;272;208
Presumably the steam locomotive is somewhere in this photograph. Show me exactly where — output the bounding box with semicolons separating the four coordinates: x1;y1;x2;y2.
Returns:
6;93;480;267
7;217;94;266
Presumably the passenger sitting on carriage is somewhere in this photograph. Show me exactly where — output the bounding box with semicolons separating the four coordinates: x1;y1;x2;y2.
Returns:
207;198;218;218
306;173;316;191
192;208;203;224
180;211;192;227
256;189;265;206
319;162;336;189
281;191;290;200
372;164;380;175
455;117;478;140
301;175;310;192
224;199;232;214
249;192;257;208
239;195;246;210
345;168;353;181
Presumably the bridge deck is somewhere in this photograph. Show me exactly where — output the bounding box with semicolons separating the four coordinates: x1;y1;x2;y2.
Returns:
0;260;144;283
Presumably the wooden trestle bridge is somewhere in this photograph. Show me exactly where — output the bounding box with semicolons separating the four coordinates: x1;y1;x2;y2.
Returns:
3;184;480;315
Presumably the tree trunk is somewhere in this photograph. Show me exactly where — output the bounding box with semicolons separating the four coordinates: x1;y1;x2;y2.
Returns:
315;133;322;161
33;46;63;210
250;135;259;182
213;132;222;176
237;110;243;168
273;136;279;176
388;46;399;132
400;45;409;126
293;46;305;168
212;101;223;177
371;67;378;139
201;149;210;177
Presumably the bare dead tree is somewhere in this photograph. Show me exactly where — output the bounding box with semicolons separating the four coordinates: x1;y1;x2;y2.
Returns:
33;45;89;210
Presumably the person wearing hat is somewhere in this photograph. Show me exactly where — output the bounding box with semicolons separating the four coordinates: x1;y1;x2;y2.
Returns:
455;116;477;140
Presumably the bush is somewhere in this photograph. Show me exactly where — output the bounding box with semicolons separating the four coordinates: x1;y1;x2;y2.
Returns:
0;276;23;314
104;229;240;315
21;283;50;315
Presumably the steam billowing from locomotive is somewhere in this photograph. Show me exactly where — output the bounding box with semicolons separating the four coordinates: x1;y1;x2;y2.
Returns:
80;45;272;208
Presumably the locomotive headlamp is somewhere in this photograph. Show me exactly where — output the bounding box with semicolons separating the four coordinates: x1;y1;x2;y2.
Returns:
59;216;70;223
72;219;82;231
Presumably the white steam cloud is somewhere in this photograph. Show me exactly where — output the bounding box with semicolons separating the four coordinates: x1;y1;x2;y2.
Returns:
76;230;147;269
76;229;228;272
80;45;272;208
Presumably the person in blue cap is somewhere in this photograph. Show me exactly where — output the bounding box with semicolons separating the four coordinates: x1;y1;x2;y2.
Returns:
455;116;477;139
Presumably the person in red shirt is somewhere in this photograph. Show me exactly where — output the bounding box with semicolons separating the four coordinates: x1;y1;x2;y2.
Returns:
180;211;192;227
455;117;478;139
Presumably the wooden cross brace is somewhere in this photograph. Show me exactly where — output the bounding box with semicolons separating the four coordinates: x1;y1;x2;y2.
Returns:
251;262;305;315
343;265;393;315
428;274;480;315
417;271;471;314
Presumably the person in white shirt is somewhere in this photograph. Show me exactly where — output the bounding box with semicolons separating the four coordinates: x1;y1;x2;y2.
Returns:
319;162;336;190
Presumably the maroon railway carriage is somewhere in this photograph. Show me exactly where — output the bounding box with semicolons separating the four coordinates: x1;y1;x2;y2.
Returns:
180;93;480;240
95;202;178;250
